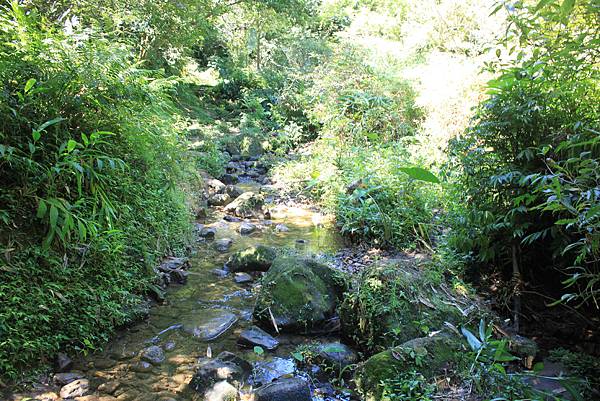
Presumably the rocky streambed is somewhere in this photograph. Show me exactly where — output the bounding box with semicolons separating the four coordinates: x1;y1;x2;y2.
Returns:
7;156;544;401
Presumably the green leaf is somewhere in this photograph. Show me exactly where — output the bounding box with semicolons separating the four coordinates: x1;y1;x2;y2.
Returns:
533;362;544;373
253;346;264;355
32;130;41;141
291;351;304;362
461;327;482;350
36;200;47;219
560;0;576;21
398;167;440;184
534;0;554;12
37;117;65;132
24;78;36;93
49;205;59;229
67;139;78;152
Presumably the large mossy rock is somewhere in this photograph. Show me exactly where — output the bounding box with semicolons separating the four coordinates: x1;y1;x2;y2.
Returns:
226;245;277;272
355;334;467;401
253;256;347;333
340;260;486;353
224;192;268;219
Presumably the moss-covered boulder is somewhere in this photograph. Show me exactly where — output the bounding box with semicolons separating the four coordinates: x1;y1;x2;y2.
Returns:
340;260;485;353
253;256;347;333
355;334;467;401
224;192;268;219
226;245;277;272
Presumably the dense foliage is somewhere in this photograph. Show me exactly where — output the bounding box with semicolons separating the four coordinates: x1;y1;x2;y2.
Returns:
448;0;600;308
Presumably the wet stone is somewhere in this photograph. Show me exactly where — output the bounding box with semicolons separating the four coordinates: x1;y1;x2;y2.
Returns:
204;380;238;401
252;377;311;401
182;309;238;341
98;381;120;395
54;371;85;385
220;174;239;185
140;345;165;365
223;215;242;222
212;268;228;277
131;361;153;373
238;326;279;350
234;272;253;284
251;357;295;385
214;238;233;252
164;341;176;351
190;351;251;394
60;379;89;399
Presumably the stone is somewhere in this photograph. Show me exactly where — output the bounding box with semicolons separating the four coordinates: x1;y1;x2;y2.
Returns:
220;174;239;185
131;361;153;373
208;193;232;207
182;309;238;341
140;345;165;365
200;227;217;239
55;352;73;372
223;215;242;222
212;268;229;277
252;378;311;401
190;351;251;394
164;341;176;351
214;238;233;252
238;326;279;350
207;178;226;195
253;256;347;333
239;222;257;235
157;257;189;285
226;185;244;198
204;380;238;401
340;261;479;353
274;224;289;233
98;381;120;395
234;272;253;284
60;379;89;399
251;358;296;385
224;192;268;219
355;334;465;400
316;342;357;369
54;371;84;385
226;245;277;272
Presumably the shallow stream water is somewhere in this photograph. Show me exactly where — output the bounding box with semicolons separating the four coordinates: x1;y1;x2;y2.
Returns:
41;184;349;401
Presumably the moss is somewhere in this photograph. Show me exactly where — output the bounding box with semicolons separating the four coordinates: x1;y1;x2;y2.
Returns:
253;256;347;332
226;245;277;272
340;260;486;353
355;334;467;401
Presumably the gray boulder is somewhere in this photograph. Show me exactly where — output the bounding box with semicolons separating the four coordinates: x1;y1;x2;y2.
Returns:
252;378;311;401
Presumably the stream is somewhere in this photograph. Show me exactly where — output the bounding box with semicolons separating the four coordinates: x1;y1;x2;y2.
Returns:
13;172;353;401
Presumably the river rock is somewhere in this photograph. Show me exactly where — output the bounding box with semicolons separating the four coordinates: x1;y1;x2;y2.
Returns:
140;345;165;365
251;358;295;385
182;309;238;341
239;222;257;235
54;372;84;385
208;193;232;207
212;268;228;277
55;352;73;372
204;380;238;401
207;178;226;195
226;185;244;198
274;224;289;232
224;192;269;219
131;361;153;373
60;379;89;399
98;381;120;395
200;227;217;239
355;334;464;400
234;272;253;284
157;257;189;284
223;215;242;222
252;377;311;401
220;174;239;185
214;238;233;252
238;326;279;350
316;342;357;368
190;351;251;394
226;245;277;272
253;256;347;333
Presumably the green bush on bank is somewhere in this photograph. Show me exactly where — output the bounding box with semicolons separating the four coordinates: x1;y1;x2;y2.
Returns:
0;4;195;378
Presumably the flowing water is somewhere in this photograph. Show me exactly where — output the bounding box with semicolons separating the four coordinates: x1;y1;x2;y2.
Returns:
43;186;348;401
